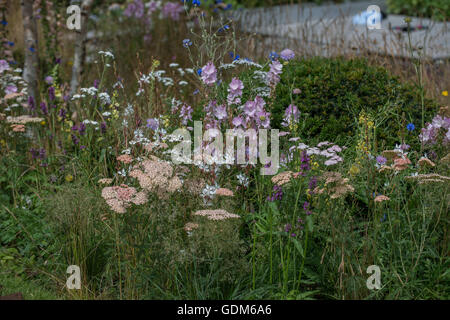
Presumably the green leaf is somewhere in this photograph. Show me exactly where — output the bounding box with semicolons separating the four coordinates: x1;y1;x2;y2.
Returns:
306;215;314;233
292;238;305;257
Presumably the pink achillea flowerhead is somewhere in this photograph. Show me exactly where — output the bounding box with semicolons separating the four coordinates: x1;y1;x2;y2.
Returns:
271;171;293;186
101;185;148;213
374;195;390;203
193;209;240;221
117;154;133;164
11;124;25;132
184;222;199;232
98;178;113;185
393;157;411;170
215;188;234;197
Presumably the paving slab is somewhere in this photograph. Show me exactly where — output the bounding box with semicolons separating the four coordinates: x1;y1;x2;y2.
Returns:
232;1;450;60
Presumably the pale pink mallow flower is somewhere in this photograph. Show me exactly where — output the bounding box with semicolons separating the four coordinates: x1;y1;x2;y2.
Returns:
267;60;283;86
201;61;217;86
227;77;244;104
0;60;10;73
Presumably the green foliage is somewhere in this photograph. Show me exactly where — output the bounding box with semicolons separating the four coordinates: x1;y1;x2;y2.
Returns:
387;0;450;21
269;57;438;147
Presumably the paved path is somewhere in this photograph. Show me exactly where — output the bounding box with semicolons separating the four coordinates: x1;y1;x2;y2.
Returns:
232;0;449;60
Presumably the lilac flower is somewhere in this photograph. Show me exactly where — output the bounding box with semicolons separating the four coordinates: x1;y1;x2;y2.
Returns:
180;104;193;125
232;116;244;128
327;145;342;153
201;61;217;86
280;48;295;60
303;201;312;215
282;104;300;127
38;148;46;160
71;134;79;145
300;151;310;172
48;86;55;101
30;148;39;160
100;122;107;134
419;115;450;145
79;123;86;136
324;158;340;166
124;0;145;18
0;59;9;73
58;108;66;120
5;85;17;95
214;104;228;121
162;2;184;21
40;102;48;115
45;76;54;85
308;176;317;192
268;185;283;202
284;223;292;232
376;155;387;165
146;118;159;130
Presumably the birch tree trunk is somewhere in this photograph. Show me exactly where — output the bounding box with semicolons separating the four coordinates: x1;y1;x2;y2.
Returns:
70;0;94;95
21;0;39;100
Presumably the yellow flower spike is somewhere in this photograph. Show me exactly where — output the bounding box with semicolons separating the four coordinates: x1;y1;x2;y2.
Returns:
443;90;449;97
41;120;46;126
65;174;74;182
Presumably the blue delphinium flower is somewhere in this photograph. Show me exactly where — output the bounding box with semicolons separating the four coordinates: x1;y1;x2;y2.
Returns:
197;68;202;76
218;24;230;32
407;123;415;131
192;0;201;6
182;38;192;48
0;20;7;26
269;51;279;61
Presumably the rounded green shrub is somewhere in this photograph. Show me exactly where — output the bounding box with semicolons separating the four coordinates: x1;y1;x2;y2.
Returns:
269;57;439;147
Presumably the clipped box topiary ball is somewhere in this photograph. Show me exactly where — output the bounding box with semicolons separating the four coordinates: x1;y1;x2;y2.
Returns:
269;57;439;147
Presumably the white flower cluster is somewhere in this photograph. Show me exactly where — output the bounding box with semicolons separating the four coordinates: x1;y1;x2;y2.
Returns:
236;173;249;187
129;128;151;146
98;50;115;59
98;92;111;105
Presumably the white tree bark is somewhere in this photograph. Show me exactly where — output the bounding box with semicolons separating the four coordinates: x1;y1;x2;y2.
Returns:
21;0;39;100
70;0;94;95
